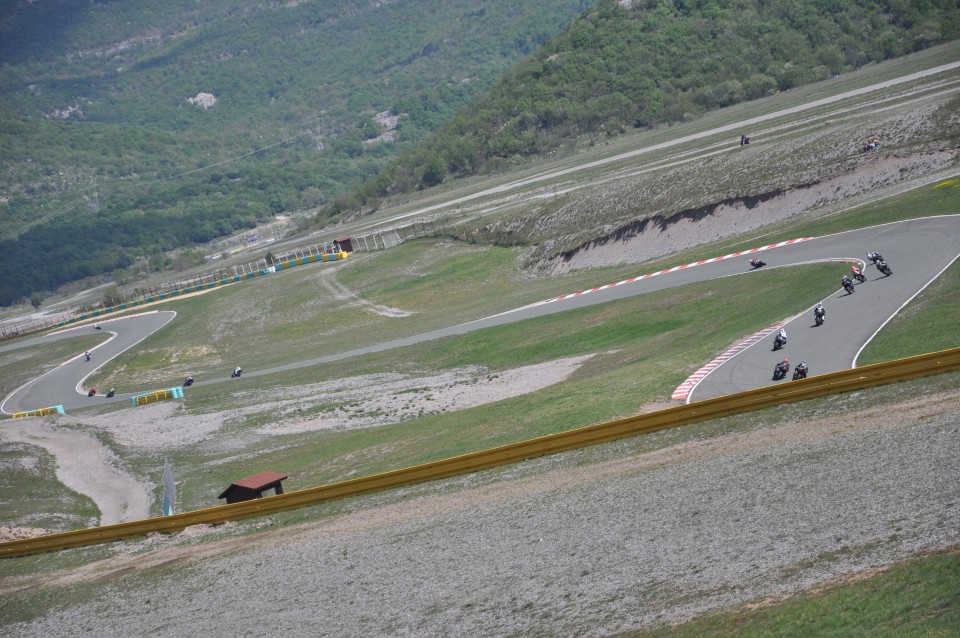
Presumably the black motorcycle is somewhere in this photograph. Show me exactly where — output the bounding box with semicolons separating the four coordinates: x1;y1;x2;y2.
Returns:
749;259;766;269
231;368;242;378
106;388;116;398
793;366;808;380
814;309;825;326
183;376;194;387
842;279;856;294
87;388;97;397
876;260;892;276
773;362;790;381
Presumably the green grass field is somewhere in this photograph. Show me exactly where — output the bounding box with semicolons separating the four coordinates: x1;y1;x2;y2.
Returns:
623;548;960;638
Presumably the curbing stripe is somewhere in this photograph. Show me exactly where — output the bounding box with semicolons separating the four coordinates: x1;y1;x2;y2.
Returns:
539;237;811;306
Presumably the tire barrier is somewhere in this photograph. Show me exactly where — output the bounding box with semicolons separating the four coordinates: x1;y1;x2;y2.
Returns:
131;387;184;407
11;405;65;419
2;346;957;559
55;252;349;329
272;250;347;271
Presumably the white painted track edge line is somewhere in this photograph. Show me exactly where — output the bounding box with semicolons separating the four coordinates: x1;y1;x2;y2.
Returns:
852;251;960;368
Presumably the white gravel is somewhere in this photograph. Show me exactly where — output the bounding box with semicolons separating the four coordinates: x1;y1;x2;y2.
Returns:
3;387;958;637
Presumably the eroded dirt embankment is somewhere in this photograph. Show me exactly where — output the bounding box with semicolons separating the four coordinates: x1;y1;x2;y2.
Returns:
549;151;957;274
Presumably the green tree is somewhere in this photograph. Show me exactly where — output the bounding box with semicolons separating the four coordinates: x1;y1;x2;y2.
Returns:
29;291;44;310
420;156;447;188
102;286;124;308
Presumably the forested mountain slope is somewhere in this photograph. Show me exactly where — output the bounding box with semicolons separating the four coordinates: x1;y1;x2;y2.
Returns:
340;0;960;210
2;0;958;307
0;0;592;306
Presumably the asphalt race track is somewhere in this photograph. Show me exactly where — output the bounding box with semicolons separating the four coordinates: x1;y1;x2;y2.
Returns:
2;216;958;415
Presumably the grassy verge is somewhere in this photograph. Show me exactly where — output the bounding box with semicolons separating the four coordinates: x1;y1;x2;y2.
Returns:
165;264;839;510
82;178;960;394
859;258;960;364
622;547;960;638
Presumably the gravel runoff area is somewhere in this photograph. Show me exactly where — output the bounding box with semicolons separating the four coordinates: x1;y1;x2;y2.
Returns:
0;354;599;532
2;384;958;636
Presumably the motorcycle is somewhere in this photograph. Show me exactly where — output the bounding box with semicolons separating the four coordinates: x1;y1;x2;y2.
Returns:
793;366;808;380
876;260;892;276
842;278;856;294
183;376;195;387
84;351;91;361
231;368;242;378
773;362;790;381
749;259;766;269
772;332;787;351
814;308;825;326
106;388;116;398
87;388;97;397
852;268;866;284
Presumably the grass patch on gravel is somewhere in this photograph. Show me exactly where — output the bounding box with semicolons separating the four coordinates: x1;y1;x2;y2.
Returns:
0;443;98;529
623;547;960;638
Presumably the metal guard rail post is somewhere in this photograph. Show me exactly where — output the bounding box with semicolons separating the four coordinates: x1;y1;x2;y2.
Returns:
2;347;958;559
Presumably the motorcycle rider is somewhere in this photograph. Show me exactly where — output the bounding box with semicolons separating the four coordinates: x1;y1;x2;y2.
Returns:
794;361;809;379
84;351;91;361
774;328;787;349
841;275;855;292
106;388;116;398
232;366;242;378
866;251;884;264
775;358;790;379
184;375;194;387
814;302;826;321
88;387;97;397
749;258;765;269
851;265;865;282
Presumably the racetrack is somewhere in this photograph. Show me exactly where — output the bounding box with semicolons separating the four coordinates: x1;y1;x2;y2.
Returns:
4;216;958;415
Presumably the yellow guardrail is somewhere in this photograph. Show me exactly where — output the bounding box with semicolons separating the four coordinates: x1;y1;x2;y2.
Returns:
12;405;64;419
2;347;958;559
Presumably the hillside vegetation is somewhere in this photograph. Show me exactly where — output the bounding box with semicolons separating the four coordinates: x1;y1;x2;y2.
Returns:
339;0;960;210
0;0;591;306
1;0;958;307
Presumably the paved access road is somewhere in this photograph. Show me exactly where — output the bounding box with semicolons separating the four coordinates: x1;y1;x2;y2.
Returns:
2;216;958;414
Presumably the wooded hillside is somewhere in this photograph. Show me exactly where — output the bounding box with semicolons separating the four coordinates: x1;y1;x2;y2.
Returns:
1;0;958;306
339;0;960;211
0;0;590;306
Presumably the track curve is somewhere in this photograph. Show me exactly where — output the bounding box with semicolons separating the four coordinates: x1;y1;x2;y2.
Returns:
2;216;958;414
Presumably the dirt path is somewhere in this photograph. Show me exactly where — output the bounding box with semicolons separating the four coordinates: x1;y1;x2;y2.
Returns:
0;420;152;525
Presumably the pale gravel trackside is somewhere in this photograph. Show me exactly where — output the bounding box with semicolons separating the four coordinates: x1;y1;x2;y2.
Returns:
0;355;597;530
4;389;959;637
0;422;151;525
